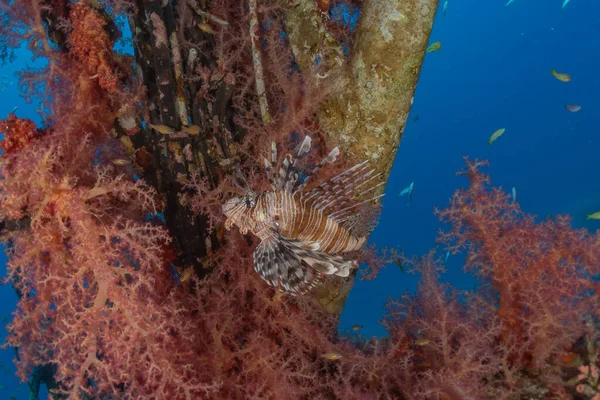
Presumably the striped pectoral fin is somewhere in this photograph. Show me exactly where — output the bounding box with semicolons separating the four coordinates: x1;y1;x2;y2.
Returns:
281;237;358;278
253;234;357;295
253;235;322;295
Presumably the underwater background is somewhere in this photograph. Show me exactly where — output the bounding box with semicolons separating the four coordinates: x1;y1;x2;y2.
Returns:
0;0;598;397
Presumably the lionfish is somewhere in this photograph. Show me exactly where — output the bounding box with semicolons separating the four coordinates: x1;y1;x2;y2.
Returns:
222;136;384;295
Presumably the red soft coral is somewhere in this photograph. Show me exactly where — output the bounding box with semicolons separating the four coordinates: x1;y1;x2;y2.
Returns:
383;254;502;399
437;158;600;368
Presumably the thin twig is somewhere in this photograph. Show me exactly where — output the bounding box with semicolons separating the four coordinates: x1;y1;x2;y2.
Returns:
248;0;271;125
188;2;229;26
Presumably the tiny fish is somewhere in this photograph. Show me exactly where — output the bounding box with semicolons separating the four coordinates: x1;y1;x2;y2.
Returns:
181;125;201;135
586;211;600;220
397;182;413;197
412;115;419;122
198;23;215;34
505;0;516;5
565;104;581;112
179;268;193;283
112;158;131;166
321;352;343;361
444;251;450;264
395;257;404;273
9;106;18;113
426;41;442;53
562;0;571;12
397;181;414;204
443;1;448;16
414;339;430;346
148;123;175;135
511;186;517;202
488;128;505;146
550;69;571;82
352;324;363;331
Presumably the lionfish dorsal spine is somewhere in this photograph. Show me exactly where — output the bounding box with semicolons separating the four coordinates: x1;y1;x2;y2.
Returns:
263;141;278;190
284;136;312;192
298;158;385;222
294;147;340;193
277;154;292;190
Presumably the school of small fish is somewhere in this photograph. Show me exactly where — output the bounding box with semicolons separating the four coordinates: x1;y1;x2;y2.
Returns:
423;1;596;224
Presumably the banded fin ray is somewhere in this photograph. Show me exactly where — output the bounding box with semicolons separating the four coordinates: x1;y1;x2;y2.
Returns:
303;160;385;222
263;141;278;190
265;136;314;193
293;147;340;193
253;232;355;295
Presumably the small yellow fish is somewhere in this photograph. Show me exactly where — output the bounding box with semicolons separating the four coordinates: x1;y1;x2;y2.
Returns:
426;41;442;53
550;69;571;82
179;268;193;283
148;123;175;135
120;135;134;154
321;352;343;361
586;211;600;220
112;158;131;166
488;128;506;146
181;125;201;135
352;324;363;331
414;339;430;346
198;23;215;34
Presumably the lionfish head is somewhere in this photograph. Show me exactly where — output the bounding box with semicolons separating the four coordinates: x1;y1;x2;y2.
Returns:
222;190;258;219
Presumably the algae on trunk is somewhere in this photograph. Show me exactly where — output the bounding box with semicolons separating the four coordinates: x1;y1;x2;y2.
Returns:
285;0;439;314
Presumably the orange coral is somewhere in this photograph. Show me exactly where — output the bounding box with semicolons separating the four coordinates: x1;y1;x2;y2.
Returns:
69;3;118;93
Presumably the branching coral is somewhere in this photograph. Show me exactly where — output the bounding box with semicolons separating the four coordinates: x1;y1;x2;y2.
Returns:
68;2;119;93
0;113;46;155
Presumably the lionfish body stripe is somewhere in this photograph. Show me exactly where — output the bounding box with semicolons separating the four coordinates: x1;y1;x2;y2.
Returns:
222;136;382;295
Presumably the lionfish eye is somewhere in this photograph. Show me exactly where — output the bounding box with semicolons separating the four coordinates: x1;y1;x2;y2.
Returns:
245;198;252;208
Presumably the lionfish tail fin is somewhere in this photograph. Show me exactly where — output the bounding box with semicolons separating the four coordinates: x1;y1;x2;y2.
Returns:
340;202;383;237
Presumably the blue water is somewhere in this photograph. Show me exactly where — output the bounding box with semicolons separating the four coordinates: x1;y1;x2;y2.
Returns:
1;0;599;397
340;0;600;337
